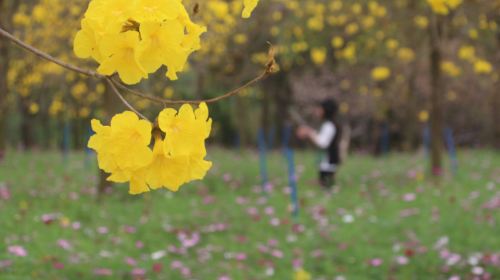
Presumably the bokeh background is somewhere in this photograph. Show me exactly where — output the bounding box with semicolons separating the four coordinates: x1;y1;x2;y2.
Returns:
0;0;499;279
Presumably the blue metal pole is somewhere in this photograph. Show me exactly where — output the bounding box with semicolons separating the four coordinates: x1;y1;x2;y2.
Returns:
444;127;458;176
381;123;390;154
283;125;299;219
234;132;241;149
268;125;276;149
85;124;93;169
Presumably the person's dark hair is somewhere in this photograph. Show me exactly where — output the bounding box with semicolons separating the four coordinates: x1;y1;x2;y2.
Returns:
319;99;338;121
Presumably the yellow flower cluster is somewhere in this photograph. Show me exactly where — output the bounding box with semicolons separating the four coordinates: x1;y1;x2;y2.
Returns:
73;0;206;85
397;48;416;63
414;15;429;29
427;0;462;15
311;47;327;65
371;67;391;81
441;61;461;77
457;45;493;75
88;103;212;194
474;59;493;74
418;110;430;123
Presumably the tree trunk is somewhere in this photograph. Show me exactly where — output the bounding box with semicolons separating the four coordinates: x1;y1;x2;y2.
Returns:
271;71;292;147
492;16;500;149
0;0;21;156
0;0;9;160
429;16;444;176
234;96;250;147
19;102;36;149
402;67;419;150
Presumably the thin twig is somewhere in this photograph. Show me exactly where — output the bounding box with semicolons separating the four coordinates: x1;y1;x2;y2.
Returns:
105;77;149;121
0;27;100;78
112;70;269;105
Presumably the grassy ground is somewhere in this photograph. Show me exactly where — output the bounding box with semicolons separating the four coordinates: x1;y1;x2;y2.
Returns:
0;149;499;279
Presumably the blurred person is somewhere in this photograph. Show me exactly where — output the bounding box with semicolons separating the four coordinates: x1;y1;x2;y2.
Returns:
297;99;342;188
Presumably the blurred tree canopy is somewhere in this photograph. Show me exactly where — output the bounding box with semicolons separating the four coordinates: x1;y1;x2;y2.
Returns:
0;0;499;158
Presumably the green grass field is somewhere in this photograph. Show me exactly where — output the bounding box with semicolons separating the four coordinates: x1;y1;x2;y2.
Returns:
0;149;499;279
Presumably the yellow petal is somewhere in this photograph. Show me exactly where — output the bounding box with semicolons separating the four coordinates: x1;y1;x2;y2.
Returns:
129;170;150;195
242;0;259;18
158;108;177;134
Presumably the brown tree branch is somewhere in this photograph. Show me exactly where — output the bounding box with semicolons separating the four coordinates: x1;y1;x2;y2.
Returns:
105;77;149;121
112;70;269;105
0;27;100;78
0;26;274;111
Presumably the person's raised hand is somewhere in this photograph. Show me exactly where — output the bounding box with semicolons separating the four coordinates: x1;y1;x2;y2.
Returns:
296;126;312;139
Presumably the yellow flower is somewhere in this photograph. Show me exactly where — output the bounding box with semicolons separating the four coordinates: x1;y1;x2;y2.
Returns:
418;110;429;122
307;16;324;31
74;0;205;84
71;82;88;100
458;45;476;62
311;47;327;66
73;18;103;62
362;16;375;29
129;168;150;195
331;36;344;49
341;43;356;62
88;104;213;194
29;103;39;115
414;16;429;29
97;31;147;85
474;59;493;74
208;1;229;19
159;103;212;157
49;99;64;116
157;103;213;189
234;33;248;44
441;61;461;77
137;20;186;78
79;107;91;118
292;42;309;53
386;39;399;51
351;3;362;15
135;0;183;21
143;137;185;191
345;23;359;35
329;1;342;12
242;0;260;18
427;0;449;15
369;2;387;17
371;67;391;81
88;111;153;189
468;28;478;39
397;48;415;63
446;0;462;9
163;87;174;98
427;0;462;15
294;268;311;280
272;11;283;21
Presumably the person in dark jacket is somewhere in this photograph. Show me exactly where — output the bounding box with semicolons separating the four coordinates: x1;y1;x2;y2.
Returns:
297;99;342;188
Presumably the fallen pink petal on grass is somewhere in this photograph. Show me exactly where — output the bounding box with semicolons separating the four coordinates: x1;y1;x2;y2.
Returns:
7;246;27;257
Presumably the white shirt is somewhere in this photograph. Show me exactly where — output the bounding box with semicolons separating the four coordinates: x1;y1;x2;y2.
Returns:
311;121;337;172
